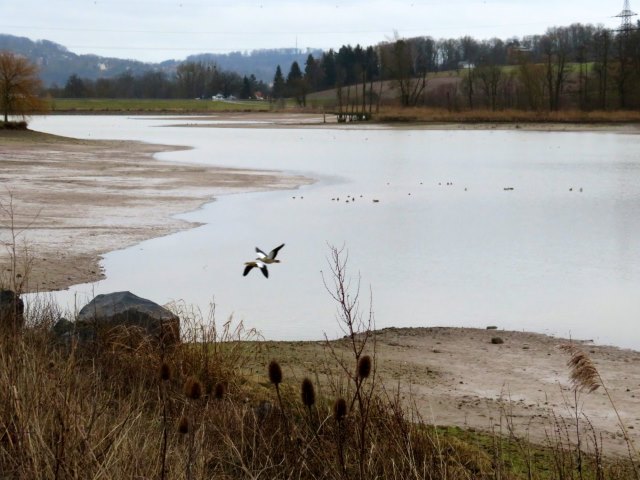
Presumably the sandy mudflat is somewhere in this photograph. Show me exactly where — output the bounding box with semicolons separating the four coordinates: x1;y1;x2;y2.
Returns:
0;128;310;291
259;327;640;457
1;118;638;457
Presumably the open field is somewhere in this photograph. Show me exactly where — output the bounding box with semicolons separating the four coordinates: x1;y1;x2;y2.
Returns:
48;97;274;113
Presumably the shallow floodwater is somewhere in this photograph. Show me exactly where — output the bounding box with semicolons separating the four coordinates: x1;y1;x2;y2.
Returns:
28;116;640;349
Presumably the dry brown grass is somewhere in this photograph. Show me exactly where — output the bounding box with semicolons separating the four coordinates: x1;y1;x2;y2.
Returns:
1;248;639;478
371;107;640;124
0;305;496;479
560;343;640;479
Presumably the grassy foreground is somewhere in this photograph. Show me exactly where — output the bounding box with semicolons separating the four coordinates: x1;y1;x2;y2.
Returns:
2;247;639;479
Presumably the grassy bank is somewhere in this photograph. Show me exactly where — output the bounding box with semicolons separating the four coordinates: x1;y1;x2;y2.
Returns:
41;97;640;127
370;107;640;124
2;303;638;479
2;247;638;479
0;128;92;144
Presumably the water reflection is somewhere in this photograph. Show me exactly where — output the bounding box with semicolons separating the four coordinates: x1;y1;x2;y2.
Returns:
27;116;640;349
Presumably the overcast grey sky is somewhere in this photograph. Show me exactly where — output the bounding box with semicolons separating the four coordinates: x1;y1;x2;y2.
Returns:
1;1;628;63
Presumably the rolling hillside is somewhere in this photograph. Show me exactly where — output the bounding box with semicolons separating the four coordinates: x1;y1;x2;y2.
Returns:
0;33;322;87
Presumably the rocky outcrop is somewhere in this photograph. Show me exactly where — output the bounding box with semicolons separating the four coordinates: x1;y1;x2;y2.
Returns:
54;291;179;346
0;289;24;332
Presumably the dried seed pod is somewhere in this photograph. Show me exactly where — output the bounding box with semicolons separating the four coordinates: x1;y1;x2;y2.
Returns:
184;377;202;400
560;344;601;393
301;378;315;408
214;382;226;400
268;360;282;385
178;415;189;434
357;355;372;380
333;398;347;421
159;362;171;382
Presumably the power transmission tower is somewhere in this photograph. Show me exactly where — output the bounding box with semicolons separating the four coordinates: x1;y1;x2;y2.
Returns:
615;0;637;33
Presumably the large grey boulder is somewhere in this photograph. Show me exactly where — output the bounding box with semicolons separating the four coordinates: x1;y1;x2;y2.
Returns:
0;289;24;332
56;291;180;346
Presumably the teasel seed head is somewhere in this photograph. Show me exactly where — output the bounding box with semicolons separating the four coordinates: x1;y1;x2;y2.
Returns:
559;343;601;393
214;382;226;400
268;360;282;385
184;377;203;400
159;362;171;382
301;378;315;408
178;415;189;434
333;398;347;422
357;355;372;380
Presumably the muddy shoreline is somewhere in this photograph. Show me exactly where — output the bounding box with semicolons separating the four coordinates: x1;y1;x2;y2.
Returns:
260;326;640;457
0;128;310;292
2;114;638;290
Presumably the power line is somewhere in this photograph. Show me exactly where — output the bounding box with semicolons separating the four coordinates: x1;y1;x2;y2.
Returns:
615;0;638;32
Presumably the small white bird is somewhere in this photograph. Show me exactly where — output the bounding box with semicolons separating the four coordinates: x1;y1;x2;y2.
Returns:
243;244;285;278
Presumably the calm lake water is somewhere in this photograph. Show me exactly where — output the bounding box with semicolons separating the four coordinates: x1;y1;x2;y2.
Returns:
28;116;640;349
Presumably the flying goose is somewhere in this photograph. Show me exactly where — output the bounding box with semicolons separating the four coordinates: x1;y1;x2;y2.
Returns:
243;243;285;278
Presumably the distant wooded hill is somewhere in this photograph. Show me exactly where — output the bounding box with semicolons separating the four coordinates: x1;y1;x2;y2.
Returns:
0;34;323;87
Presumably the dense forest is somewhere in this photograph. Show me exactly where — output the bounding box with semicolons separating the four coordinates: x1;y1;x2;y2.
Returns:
42;21;640;111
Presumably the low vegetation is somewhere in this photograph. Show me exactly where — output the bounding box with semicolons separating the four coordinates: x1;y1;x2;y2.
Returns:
0;120;27;130
370;106;640;124
1;238;639;479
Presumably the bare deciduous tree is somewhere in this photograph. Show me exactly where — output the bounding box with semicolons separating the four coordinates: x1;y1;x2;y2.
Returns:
541;28;570;111
515;49;547;111
381;36;428;107
476;64;504;111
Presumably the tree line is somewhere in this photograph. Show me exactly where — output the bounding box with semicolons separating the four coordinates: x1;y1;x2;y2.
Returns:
48;63;269;100
273;22;640;112
4;20;640;115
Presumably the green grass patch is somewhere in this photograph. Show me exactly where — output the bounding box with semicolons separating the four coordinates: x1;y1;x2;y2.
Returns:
50;97;272;113
437;425;634;480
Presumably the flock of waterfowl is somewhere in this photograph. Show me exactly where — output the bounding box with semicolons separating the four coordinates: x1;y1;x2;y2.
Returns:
246;182;585;278
289;181;585;205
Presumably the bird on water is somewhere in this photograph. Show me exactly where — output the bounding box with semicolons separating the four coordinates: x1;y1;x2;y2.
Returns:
243;243;285;278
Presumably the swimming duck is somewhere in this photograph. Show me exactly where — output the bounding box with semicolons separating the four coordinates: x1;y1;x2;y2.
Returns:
243;243;285;278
